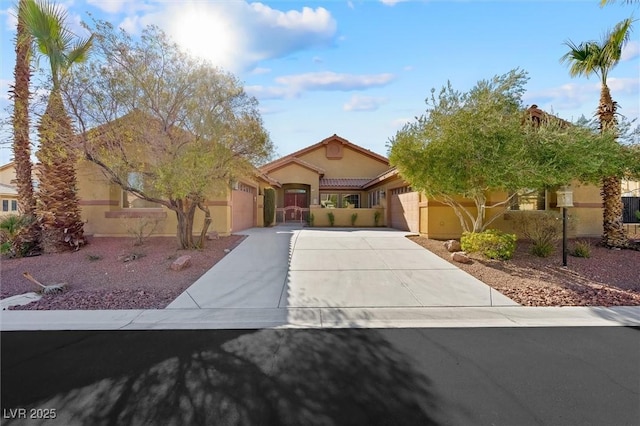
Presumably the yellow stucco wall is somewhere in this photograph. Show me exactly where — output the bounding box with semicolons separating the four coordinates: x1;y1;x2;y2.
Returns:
310;207;384;227
297;146;389;178
75;159;259;237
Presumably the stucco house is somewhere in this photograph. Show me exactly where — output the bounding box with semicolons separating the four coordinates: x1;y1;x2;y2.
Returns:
0;162;20;218
0;130;629;239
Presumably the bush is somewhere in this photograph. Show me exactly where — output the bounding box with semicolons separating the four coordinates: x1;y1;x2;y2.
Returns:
636;210;640;221
571;240;591;258
530;241;554;258
123;217;160;246
374;210;381;227
263;188;275;226
461;229;517;260
0;214;34;257
327;211;335;226
350;212;358;226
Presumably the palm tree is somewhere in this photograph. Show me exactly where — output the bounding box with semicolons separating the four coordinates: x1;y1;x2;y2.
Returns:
22;0;93;253
561;18;634;248
9;0;39;254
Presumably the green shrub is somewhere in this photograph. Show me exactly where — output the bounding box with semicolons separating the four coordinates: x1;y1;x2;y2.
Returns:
327;211;335;226
461;229;517;260
571;240;591;258
374;210;381;227
636;210;640;221
263;188;275;226
530;241;554;258
0;214;33;257
350;212;358;226
512;211;564;250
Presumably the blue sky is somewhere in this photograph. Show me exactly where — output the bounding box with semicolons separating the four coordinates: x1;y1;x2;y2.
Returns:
1;0;638;165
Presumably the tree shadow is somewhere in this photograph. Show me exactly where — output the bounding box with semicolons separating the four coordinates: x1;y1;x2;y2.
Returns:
1;328;444;425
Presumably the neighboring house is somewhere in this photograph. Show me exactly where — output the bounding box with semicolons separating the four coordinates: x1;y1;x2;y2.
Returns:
0;162;19;218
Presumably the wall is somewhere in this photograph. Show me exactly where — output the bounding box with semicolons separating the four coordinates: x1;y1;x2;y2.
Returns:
310;207;385;227
298;146;389;178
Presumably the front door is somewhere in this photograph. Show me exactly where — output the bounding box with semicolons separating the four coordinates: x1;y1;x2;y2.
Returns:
284;189;307;221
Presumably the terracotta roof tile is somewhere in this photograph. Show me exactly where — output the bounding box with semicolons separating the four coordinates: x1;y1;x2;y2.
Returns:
319;178;372;189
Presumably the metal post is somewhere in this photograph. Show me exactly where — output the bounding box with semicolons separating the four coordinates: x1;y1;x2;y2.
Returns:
562;207;568;267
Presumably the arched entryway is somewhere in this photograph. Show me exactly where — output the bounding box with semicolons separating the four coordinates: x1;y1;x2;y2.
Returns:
279;184;310;223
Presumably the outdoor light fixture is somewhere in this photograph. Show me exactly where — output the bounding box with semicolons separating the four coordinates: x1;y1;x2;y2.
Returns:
556;186;574;267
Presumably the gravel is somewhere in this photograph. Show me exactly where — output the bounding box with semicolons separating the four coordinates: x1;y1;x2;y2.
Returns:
409;236;640;306
1;235;245;310
2;233;639;309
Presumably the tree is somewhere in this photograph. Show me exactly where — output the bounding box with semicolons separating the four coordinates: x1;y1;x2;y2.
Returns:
8;0;39;255
388;69;626;233
21;0;93;253
600;0;639;6
63;22;273;249
560;18;634;248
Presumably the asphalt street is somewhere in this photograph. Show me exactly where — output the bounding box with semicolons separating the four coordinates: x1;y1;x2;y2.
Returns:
1;327;639;426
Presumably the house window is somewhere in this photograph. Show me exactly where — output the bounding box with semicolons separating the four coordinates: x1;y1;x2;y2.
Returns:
342;194;360;208
1;200;8;212
321;193;338;208
369;190;382;207
509;189;546;211
11;200;17;211
122;172;159;209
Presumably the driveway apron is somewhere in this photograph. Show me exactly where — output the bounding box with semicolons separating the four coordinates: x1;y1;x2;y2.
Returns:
167;227;517;309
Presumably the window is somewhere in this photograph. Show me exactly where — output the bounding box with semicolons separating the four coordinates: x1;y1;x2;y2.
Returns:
342;194;360;208
1;200;7;212
321;193;338;208
122;172;159;209
509;189;546;211
11;200;17;211
369;190;383;207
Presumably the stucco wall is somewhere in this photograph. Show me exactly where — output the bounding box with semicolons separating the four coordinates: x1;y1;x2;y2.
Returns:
310;207;384;227
297;146;389;178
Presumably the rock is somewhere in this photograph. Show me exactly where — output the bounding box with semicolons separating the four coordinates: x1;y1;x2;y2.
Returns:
451;251;472;264
223;248;231;254
170;255;192;271
207;231;219;240
444;240;462;252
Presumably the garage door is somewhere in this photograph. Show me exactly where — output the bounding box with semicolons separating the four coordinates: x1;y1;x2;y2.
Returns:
390;187;419;232
231;183;256;232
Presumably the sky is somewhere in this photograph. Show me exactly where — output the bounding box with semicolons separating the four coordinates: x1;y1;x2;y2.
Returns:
0;0;639;165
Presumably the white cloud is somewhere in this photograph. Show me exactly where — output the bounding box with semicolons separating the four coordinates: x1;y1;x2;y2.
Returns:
403;65;414;72
251;67;272;75
86;0;129;14
0;79;11;102
347;1;355;9
391;117;411;129
276;71;395;92
343;95;387;112
607;77;639;94
135;1;337;73
247;72;395;100
621;41;640;61
380;0;409;6
524;82;599;110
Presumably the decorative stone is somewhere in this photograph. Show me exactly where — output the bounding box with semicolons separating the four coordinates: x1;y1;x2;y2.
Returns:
207;231;219;240
451;251;472;264
171;255;192;271
444;240;462;252
224;248;231;254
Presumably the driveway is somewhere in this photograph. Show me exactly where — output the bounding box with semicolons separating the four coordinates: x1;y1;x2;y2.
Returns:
168;226;517;310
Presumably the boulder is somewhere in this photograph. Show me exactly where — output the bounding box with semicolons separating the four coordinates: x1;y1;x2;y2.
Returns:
451;251;472;264
207;231;219;240
444;240;462;252
171;255;192;271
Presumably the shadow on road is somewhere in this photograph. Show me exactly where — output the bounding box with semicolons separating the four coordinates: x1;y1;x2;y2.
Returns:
2;328;443;425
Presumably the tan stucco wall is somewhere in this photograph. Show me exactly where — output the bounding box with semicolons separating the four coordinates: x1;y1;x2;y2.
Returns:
297;146;389;178
75;159;256;237
310;207;384;227
0;165;16;185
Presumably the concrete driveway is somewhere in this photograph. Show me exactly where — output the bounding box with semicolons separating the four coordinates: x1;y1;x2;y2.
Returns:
168;226;517;310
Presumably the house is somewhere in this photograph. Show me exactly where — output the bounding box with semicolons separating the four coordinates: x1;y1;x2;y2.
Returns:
258;134;606;239
0;162;19;218
0;130;624;239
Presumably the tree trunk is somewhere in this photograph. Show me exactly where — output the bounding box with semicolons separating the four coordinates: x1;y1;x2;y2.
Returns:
36;90;85;253
173;198;200;249
597;84;628;248
10;0;40;255
601;175;627;247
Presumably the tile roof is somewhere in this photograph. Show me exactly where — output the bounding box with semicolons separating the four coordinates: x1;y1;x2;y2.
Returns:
319;178;372;189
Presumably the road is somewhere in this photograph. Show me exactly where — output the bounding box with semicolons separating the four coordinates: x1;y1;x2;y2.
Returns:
2;327;639;425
